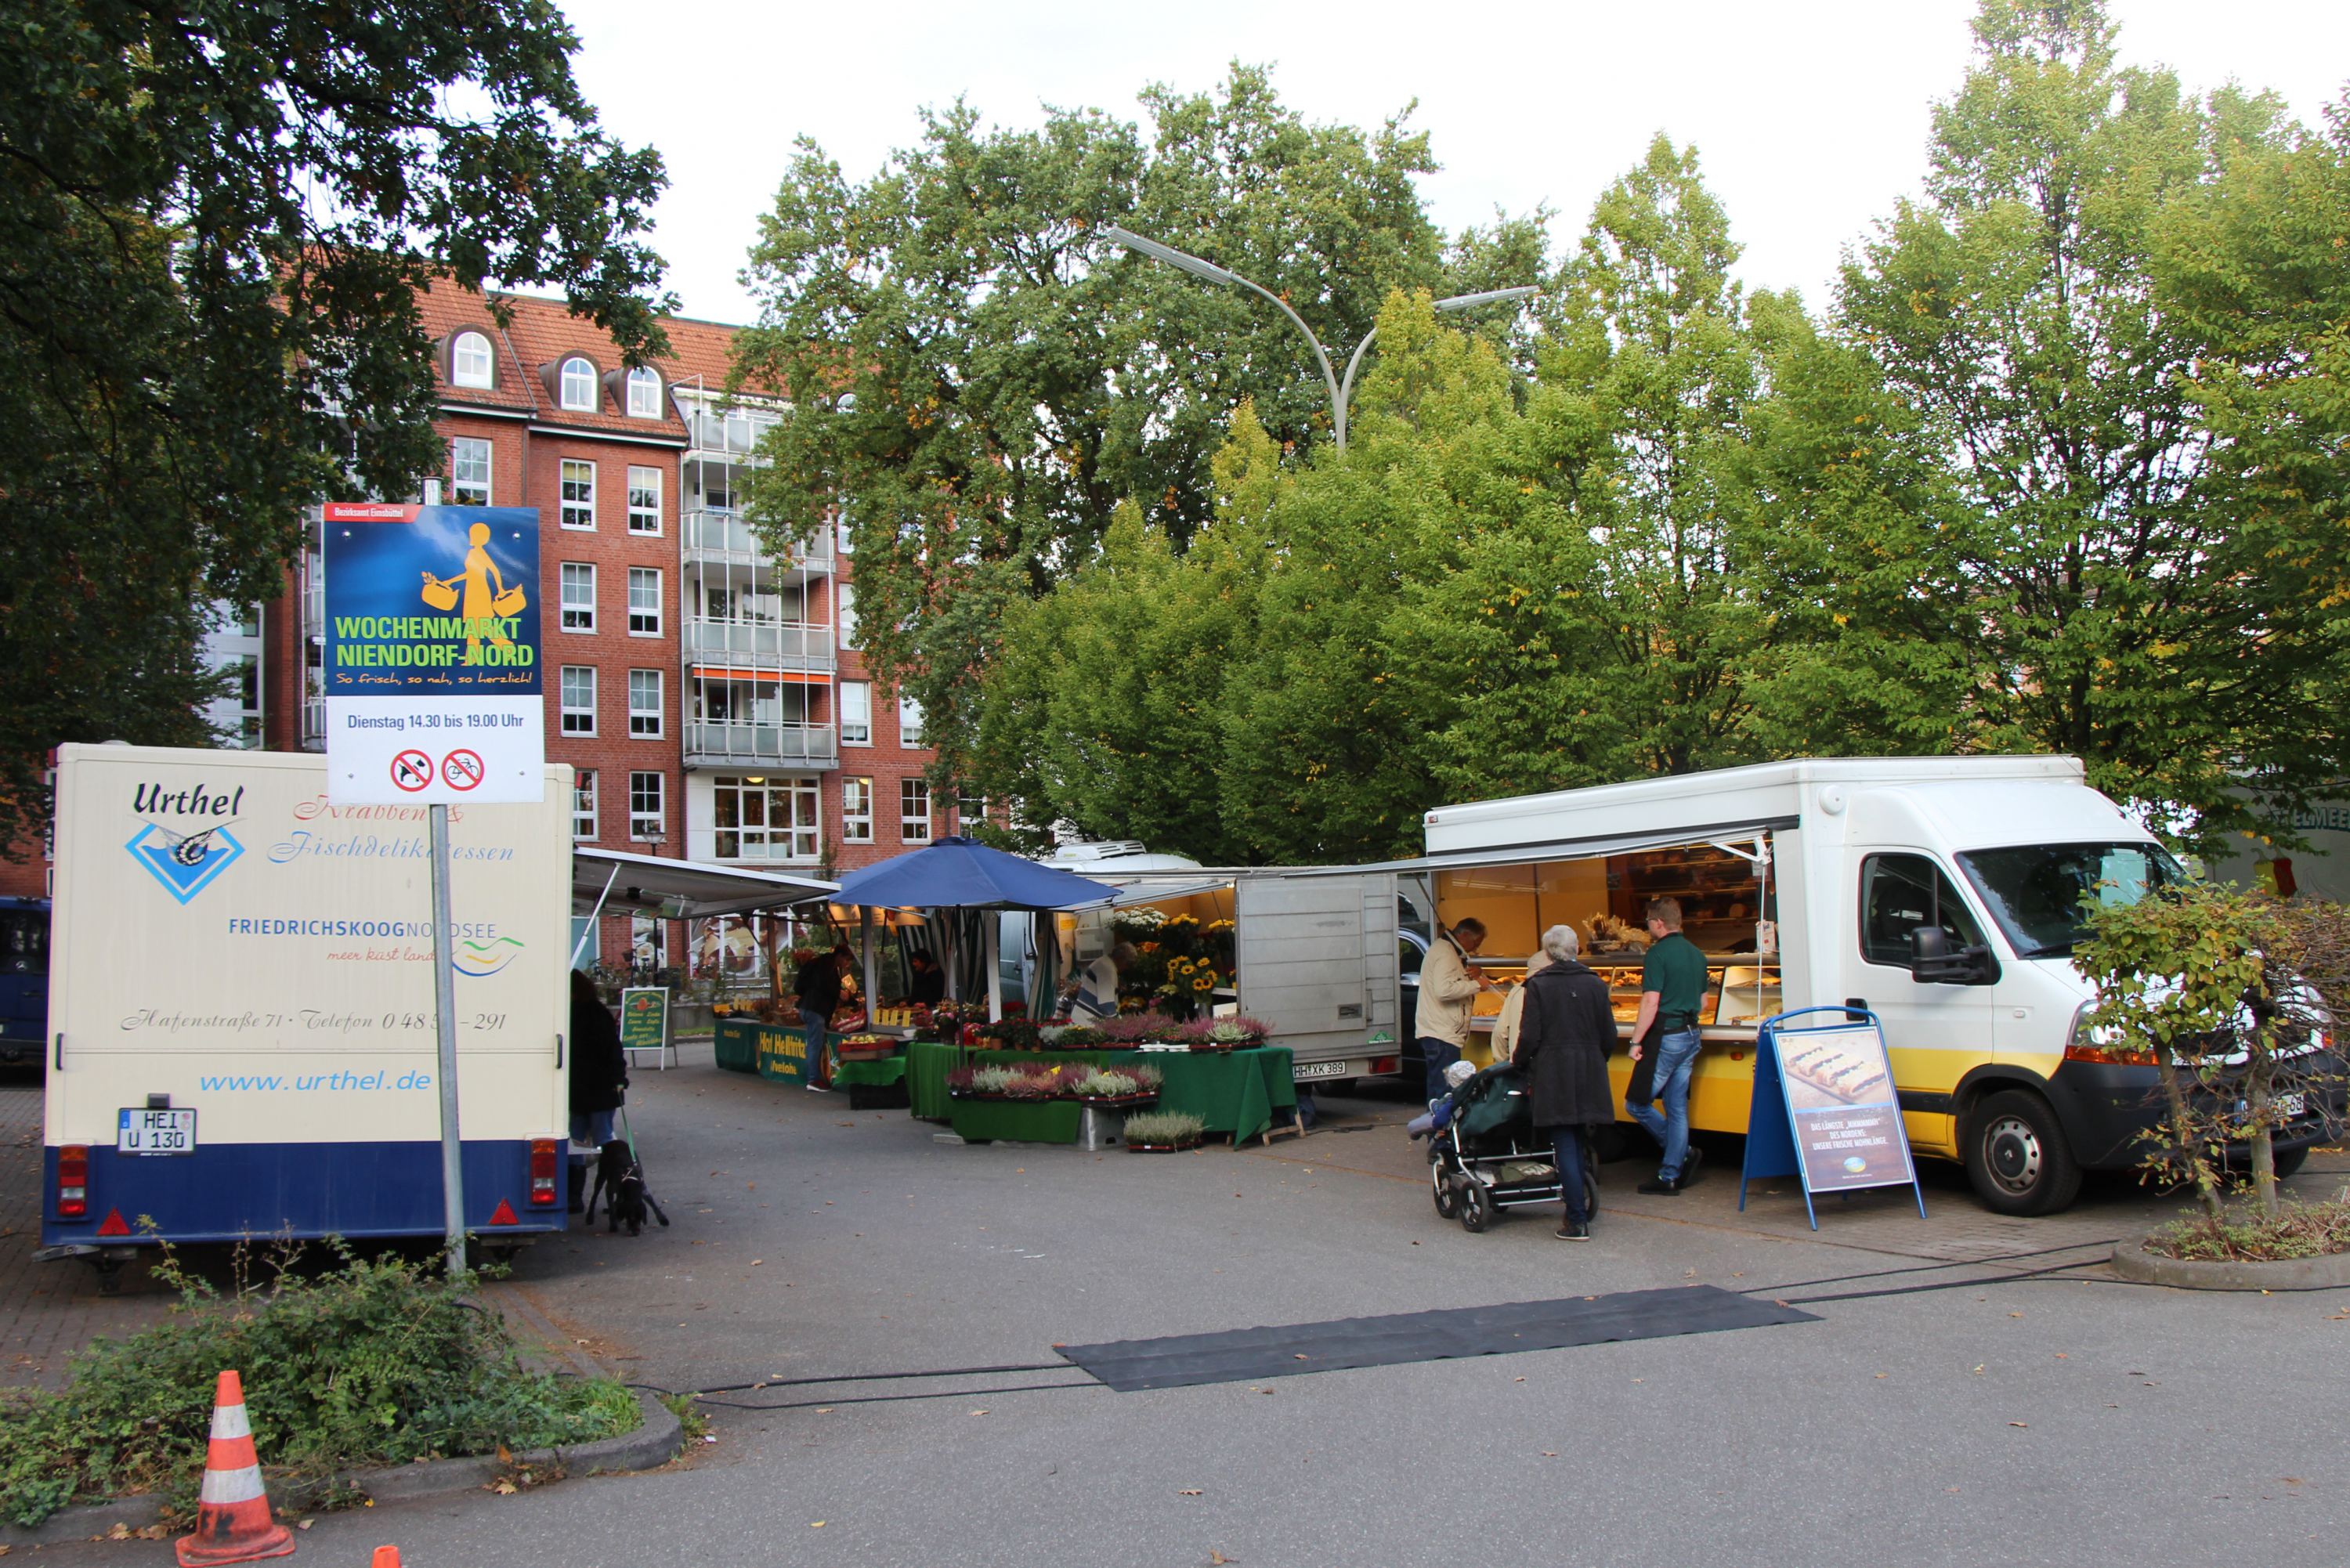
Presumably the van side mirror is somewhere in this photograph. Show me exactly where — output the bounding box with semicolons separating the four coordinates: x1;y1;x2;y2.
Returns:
1909;925;2000;985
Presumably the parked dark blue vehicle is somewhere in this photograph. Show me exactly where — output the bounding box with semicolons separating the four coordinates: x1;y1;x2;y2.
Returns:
0;897;49;1068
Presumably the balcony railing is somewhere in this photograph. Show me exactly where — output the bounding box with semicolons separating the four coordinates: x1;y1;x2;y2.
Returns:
682;508;833;569
684;721;840;771
683;618;835;671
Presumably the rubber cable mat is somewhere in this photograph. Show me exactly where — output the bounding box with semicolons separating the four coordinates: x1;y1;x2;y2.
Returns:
1057;1285;1818;1391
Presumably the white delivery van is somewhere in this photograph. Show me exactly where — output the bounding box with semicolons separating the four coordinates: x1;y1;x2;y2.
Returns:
38;744;572;1277
1350;756;2341;1214
1035;845;1410;1088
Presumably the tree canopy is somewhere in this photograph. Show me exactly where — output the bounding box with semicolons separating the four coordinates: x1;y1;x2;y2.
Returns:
0;0;671;844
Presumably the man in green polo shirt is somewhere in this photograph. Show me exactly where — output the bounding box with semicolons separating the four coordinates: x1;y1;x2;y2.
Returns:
1628;896;1708;1194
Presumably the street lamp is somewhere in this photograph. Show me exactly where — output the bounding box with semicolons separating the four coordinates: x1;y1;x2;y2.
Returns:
1101;225;1537;453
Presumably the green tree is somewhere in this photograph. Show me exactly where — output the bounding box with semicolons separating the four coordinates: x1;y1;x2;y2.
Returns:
1404;134;1770;797
1757;0;2334;848
736;66;1530;782
0;0;670;846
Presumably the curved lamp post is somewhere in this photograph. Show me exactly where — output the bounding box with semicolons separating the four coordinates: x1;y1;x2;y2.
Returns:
1101;225;1536;453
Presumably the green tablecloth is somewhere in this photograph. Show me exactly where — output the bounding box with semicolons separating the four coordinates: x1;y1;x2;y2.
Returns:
830;1053;906;1089
907;1039;960;1120
924;1046;1296;1145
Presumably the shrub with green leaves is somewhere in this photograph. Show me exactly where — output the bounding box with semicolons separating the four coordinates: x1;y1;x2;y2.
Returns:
0;1248;638;1527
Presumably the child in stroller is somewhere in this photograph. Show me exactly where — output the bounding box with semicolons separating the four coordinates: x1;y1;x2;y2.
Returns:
1419;1060;1599;1234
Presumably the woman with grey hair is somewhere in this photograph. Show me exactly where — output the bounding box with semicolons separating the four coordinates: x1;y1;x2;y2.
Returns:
1513;923;1618;1240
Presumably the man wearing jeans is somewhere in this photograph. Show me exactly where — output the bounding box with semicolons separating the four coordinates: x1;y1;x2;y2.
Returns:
1628;897;1708;1195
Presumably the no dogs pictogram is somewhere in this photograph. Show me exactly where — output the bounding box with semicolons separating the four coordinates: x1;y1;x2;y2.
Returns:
391;750;434;792
441;750;485;790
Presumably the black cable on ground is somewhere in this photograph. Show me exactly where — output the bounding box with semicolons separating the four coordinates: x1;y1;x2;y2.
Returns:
1733;1236;2120;1298
693;1378;1100;1412
686;1360;1070;1396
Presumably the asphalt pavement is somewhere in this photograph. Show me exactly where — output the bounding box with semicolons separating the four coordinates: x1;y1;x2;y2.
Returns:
12;1050;2349;1566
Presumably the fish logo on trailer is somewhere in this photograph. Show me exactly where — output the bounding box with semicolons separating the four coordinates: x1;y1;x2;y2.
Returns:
125;822;245;903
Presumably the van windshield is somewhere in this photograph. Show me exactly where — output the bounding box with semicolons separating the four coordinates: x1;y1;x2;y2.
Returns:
1955;843;2187;959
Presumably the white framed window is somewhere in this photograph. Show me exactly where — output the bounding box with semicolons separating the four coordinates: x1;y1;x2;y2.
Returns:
559;562;595;632
452;331;494;389
836;583;858;649
629;771;665;840
560;459;595;529
559;356;598;411
450;437;491;505
626;367;663;418
573;769;598;842
956;786;987;829
627;567;661;635
898;695;925;748
836;504;853;555
627;466;662;535
560;665;596;735
900;777;931;844
712;775;819;861
840;681;872;746
629;669;663;737
842;777;873;844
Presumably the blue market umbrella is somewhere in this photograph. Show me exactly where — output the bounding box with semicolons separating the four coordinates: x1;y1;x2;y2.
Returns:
833;836;1118;913
831;837;1119;1021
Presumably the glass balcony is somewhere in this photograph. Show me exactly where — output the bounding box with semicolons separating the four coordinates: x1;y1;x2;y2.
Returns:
682;619;834;671
682;508;833;570
685;721;840;771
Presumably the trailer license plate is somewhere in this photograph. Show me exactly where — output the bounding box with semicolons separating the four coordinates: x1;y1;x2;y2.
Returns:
1294;1060;1355;1082
118;1108;197;1155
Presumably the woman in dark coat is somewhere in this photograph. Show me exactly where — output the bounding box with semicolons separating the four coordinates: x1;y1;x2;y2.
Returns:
568;969;629;1212
1513;924;1618;1241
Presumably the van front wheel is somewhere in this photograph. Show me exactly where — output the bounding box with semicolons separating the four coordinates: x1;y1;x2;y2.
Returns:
1964;1089;2083;1216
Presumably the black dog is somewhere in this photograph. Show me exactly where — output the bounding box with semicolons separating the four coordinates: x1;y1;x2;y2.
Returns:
585;1139;648;1236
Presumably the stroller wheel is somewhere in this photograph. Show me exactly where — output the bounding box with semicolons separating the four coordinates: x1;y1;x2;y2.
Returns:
1432;1165;1461;1219
1460;1182;1495;1234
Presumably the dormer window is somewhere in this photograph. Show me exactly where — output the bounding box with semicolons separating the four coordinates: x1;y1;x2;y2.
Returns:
559;356;598;411
626;366;663;418
451;331;494;389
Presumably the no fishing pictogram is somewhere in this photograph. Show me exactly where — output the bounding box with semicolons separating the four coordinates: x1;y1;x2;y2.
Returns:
391;750;434;792
441;749;485;791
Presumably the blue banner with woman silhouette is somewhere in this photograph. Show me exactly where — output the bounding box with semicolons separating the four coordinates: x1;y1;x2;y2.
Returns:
321;504;544;804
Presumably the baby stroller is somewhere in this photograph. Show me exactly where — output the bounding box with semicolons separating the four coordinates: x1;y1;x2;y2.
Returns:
1423;1062;1599;1234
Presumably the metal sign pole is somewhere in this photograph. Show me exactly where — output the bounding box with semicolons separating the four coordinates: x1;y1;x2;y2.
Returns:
428;802;467;1277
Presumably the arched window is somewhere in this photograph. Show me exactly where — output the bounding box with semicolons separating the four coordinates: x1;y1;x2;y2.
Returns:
559;356;598;411
626;366;663;418
451;331;494;389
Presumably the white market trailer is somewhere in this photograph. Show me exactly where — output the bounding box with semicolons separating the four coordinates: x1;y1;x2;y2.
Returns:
38;744;573;1270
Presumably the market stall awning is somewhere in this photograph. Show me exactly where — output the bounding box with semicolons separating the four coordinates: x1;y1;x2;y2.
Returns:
832;836;1119;912
573;847;837;920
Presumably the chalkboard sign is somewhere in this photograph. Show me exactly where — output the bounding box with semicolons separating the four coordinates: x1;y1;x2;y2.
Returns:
1739;1006;1925;1230
619;987;674;1070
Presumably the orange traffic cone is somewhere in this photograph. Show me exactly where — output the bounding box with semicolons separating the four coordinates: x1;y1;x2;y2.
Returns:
370;1550;401;1567
175;1370;295;1566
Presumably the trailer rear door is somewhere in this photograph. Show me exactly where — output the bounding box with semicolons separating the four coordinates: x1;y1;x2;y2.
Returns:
1235;871;1397;1075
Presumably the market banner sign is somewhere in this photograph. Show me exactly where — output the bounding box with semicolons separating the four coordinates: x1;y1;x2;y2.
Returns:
619;987;671;1060
321;504;544;804
1737;1008;1925;1229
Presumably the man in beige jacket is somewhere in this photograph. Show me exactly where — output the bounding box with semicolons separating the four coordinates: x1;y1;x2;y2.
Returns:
1414;918;1494;1107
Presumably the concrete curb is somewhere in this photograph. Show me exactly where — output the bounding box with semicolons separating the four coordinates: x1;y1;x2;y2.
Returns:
2110;1241;2350;1291
0;1388;680;1548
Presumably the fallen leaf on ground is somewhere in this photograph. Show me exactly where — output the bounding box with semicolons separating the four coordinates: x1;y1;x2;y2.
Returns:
2008;1422;2028;1429
811;1522;826;1529
971;1409;989;1415
1179;1489;1203;1496
491;1480;518;1494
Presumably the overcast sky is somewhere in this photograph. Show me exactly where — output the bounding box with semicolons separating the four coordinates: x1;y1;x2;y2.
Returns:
558;0;2350;326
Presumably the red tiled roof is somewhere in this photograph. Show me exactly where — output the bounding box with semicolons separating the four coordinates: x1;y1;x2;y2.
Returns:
415;280;790;437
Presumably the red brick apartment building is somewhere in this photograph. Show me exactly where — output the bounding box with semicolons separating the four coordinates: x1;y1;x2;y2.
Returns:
234;286;968;966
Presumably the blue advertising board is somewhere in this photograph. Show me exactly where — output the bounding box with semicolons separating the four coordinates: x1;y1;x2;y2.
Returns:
320;503;544;804
1738;1006;1926;1230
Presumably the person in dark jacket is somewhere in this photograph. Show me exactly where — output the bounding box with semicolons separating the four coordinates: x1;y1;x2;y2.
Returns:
568;969;629;1212
1513;924;1618;1241
907;951;947;1008
793;947;851;1091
